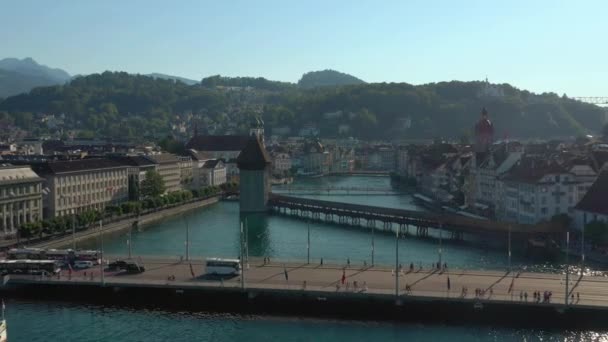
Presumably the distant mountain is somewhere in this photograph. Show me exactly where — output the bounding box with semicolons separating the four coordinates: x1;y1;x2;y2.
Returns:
298;69;365;88
0;57;71;97
147;73;198;85
0;57;70;83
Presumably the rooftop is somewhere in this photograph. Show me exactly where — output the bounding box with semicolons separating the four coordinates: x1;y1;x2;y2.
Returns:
109;155;157;167
237;137;271;170
146;153;179;164
32;158;127;175
202;159;223;169
575;171;608;215
186;135;250;152
0;165;43;184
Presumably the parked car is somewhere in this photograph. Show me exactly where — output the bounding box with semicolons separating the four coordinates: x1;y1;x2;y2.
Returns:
125;262;145;274
73;260;94;269
107;260;129;271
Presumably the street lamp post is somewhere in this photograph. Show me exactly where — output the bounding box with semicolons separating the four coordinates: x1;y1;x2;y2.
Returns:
307;220;311;264
240;222;245;290
508;225;512;273
245;219;249;269
581;221;586;275
565;232;570;306
438;227;443;267
371;222;375;266
395;228;399;298
71;209;76;250
128;222;132;259
185;217;190;261
99;220;105;285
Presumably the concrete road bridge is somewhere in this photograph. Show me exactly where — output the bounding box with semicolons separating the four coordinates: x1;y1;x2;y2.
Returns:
268;194;566;239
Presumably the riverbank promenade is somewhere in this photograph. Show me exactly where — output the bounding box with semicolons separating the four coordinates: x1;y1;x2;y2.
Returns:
6;257;605;308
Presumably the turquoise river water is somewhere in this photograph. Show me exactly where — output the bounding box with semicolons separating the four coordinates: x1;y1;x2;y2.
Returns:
6;176;607;341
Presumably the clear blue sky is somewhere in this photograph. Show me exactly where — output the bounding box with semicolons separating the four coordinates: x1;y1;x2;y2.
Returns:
1;0;606;95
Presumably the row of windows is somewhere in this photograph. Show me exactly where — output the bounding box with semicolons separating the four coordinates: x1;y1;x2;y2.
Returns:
58;180;126;194
0;200;39;211
57;170;126;185
0;184;41;197
59;190;126;207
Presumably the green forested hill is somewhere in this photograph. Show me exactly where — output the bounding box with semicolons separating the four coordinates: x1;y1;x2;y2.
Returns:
0;71;603;141
297;69;366;88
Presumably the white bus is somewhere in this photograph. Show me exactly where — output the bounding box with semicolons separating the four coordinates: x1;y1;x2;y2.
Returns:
0;260;62;275
205;258;241;275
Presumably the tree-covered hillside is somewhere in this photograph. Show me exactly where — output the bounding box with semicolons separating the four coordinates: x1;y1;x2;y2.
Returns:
297;69;366;88
0;71;603;141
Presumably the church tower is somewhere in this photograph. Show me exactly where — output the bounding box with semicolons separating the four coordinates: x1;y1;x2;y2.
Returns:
474;107;494;153
249;116;265;146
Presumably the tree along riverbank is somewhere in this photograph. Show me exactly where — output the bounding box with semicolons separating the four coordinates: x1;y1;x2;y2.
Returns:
30;196;221;249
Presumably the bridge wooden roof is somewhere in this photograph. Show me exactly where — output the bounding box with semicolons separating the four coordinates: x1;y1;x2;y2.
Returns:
269;194;566;235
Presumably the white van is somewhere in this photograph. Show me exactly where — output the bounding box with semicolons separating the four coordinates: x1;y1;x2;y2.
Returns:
73;260;94;269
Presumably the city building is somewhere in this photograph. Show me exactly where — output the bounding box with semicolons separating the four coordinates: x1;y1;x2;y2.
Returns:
301;140;326;175
147;153;181;193
573;171;608;230
177;155;193;189
109;156;157;200
237;137;271;213
500;158;578;224
329;147;355;173
0;165;43;236
32;158;129;218
271;152;292;176
199;159;227;187
473;147;522;212
186;135;251;182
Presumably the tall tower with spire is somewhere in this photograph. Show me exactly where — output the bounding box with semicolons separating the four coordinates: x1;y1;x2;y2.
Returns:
474;107;494;153
249;116;265;146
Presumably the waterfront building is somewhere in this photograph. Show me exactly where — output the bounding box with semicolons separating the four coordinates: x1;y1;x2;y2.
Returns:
473;147;522;213
302;140;326;175
199;159;227;187
0;165;43;236
109;156;158;200
500;158;578;224
573;171;608;230
32;158;128;218
147;153;181;193
186;135;250;182
329;147;355;173
271;152;292;176
563;157;598;203
237;137;271;213
177;155;193;189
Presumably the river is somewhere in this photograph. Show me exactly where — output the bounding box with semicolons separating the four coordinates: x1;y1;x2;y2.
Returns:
8;176;605;341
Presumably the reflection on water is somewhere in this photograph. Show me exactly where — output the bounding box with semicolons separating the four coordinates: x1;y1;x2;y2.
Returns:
6;299;608;342
241;212;271;258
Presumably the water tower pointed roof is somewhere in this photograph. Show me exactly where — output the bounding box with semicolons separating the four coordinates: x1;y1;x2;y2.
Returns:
237;136;271;170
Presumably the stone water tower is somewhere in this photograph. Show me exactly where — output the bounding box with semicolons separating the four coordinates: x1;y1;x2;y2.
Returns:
237;136;271;213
